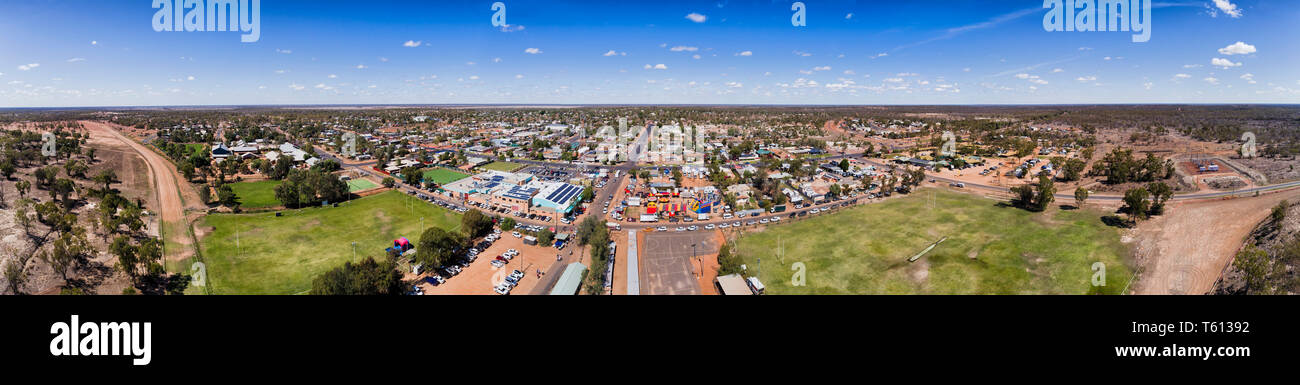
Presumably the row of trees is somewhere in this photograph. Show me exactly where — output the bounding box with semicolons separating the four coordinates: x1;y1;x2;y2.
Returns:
1095;148;1175;185
273;168;351;208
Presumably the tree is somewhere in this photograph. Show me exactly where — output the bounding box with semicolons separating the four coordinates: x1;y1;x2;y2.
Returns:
1271;200;1289;225
382;177;396;188
1074;187;1089;208
198;185;212;205
401;166;423;186
1232;245;1278;295
416;227;463;269
52;178;76;209
111;236;140;283
499;217;516;231
1146;182;1173;215
461;209;494;239
217;184;238;207
580;186;594;203
3;257;27;294
85;148;96;163
537;228;555;246
64;159;88;179
1010;185;1035;209
716;243;744;277
1122;188;1151;223
576;215;607;246
15;180;30;198
0;159;15;180
1034;175;1055;211
93;169;117;192
310;257;405;295
180;162;196;181
839;158;851;172
1062;158;1086;181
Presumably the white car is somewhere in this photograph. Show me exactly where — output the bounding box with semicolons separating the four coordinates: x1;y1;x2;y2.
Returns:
719;223;730;229
687;225;698;231
771;216;782;222
760;219;770;224
512;231;522;238
705;224;716;230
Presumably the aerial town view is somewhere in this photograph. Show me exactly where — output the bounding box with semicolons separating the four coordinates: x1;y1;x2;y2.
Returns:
0;0;1296;299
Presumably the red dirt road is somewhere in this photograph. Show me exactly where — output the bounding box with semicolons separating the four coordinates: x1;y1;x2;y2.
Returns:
83;121;204;261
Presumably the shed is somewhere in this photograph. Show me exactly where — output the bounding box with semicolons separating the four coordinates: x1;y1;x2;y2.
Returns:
549;262;589;295
715;274;753;295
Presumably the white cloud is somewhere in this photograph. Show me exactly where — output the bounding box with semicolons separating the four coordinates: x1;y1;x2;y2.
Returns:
644;64;668;70
736;51;753;57
67;58;86;63
845;13;854;20
524;48;542;54
871;52;888;59
1015;73;1031;79
1183;64;1203;68
355;64;368;69
1240;73;1256;84
289;83;305;91
843;70;855;75
813;66;831;71
186;76;195;81
1217;41;1256;55
1052;68;1064;73
515;74;524;79
17;63;39;71
1211;57;1242;68
685;13;707;23
91;40;98;45
794;50;813;57
1211;0;1243;18
1204;77;1220;85
403;40;422;48
1174;73;1192;79
275;49;292;54
328;74;338;79
603;50;625;57
670;46;698;52
1076;76;1098;82
469;75;479;80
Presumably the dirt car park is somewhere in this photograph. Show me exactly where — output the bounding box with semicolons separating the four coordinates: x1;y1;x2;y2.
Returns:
415;229;566;295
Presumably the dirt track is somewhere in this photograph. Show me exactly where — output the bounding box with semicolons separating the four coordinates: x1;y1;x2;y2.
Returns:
1132;188;1300;294
83;121;204;262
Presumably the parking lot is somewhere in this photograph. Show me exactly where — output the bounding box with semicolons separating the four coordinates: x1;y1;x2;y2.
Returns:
522;165;576;182
640;231;720;295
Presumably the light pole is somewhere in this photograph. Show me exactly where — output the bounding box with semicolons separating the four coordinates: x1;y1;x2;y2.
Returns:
351;242;357;261
692;243;698;278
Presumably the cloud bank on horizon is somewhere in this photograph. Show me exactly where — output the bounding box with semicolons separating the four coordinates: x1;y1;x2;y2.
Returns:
0;0;1295;107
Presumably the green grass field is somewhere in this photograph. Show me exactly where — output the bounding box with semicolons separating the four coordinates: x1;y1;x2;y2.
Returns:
198;190;462;294
347;178;378;192
481;161;524;172
736;189;1133;294
229;180;282;209
184;143;208;157
422;168;470;185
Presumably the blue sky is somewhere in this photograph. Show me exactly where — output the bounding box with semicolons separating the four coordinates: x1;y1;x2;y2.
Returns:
0;0;1296;107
